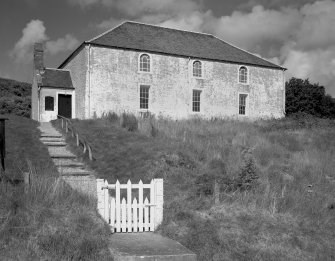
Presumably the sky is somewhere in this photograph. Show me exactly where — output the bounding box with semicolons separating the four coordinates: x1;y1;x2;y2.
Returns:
1;0;335;96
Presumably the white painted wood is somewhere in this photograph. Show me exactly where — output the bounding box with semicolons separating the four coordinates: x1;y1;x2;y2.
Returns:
144;197;149;232
150;179;155;231
133;198;138;232
96;179;105;218
110;197;116;231
139;180;144;232
115;180;121;232
127;180;132;232
121;198;127;232
154;179;164;229
104;180;109;222
97;178;164;233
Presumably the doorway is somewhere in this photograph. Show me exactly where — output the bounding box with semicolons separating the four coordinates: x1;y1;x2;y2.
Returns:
58;94;72;118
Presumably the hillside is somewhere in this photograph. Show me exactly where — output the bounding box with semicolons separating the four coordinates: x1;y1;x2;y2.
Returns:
0;115;112;260
53;114;335;261
0;77;31;117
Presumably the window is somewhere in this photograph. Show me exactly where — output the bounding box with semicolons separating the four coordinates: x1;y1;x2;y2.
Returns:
239;94;248;115
140;85;150;109
193;61;202;77
239;66;248;84
45;96;54;111
139;54;150;72
192;90;201;112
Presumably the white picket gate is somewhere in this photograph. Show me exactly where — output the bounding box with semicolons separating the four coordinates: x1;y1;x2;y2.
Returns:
96;179;163;233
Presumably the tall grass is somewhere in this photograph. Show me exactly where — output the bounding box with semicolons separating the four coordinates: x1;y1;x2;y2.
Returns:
0;169;112;260
55;113;335;260
0;115;113;260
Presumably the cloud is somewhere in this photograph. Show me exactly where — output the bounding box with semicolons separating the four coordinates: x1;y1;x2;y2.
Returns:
12;20;48;62
11;19;79;63
46;34;79;55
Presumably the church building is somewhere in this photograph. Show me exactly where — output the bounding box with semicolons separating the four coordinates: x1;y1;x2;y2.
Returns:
31;21;286;122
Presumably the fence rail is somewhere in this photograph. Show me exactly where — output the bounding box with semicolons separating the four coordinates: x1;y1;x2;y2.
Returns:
57;115;94;161
97;179;163;233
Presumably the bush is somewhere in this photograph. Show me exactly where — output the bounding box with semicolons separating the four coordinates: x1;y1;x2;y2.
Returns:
235;148;259;191
121;113;138;131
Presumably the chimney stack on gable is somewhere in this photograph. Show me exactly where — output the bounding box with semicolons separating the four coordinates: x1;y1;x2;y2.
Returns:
34;42;44;71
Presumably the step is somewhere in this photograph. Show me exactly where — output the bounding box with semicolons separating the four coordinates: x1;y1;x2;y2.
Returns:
41;137;65;142
40;134;63;138
43;142;67;146
57;166;86;173
109;233;197;261
52;158;84;167
50;154;77;159
60;170;92;176
48;146;73;155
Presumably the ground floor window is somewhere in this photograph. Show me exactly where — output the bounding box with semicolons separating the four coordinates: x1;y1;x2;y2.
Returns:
239;94;248;115
140;85;150;109
45;96;54;111
192;90;201;112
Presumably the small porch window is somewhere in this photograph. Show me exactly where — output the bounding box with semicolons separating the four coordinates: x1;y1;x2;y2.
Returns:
45;96;54;111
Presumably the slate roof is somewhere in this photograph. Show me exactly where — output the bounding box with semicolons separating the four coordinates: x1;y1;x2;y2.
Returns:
86;21;284;70
40;69;74;89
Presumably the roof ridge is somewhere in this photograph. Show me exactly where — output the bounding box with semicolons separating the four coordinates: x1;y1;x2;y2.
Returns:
88;21;127;42
124;20;214;37
88;20;214;44
212;35;285;70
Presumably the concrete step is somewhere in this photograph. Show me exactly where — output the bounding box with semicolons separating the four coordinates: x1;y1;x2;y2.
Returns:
48;146;73;155
109;233;197;261
43;142;67;146
40;134;63;138
52;158;84;167
41;137;65;142
50;154;77;159
60;170;92;176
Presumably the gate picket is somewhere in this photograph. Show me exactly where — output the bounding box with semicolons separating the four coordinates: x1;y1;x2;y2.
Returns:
127;180;132;232
116;180;121;232
139;180;144;232
121;198;127;232
133;198;138;232
144;197;149;232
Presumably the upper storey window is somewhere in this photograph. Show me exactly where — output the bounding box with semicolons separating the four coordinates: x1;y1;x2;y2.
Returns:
239;66;248;84
193;61;202;78
139;54;151;72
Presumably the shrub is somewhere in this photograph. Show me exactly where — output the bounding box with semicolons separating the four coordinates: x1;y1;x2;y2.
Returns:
235;148;259;191
121;113;138;131
104;111;119;123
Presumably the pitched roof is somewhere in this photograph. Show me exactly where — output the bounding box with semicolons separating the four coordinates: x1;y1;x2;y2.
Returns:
86;21;284;70
40;69;74;89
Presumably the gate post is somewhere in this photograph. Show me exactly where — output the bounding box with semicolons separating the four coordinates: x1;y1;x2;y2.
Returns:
154;179;164;229
96;179;105;219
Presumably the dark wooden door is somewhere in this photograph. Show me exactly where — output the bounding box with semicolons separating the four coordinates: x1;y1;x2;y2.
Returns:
58;94;72;118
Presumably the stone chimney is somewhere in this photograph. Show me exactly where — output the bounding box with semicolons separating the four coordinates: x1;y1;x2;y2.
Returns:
34;42;44;71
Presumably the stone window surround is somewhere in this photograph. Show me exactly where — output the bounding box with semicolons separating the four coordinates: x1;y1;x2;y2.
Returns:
238;65;249;85
192;89;201;113
138;53;152;73
139;84;150;110
238;92;249;116
192;60;202;78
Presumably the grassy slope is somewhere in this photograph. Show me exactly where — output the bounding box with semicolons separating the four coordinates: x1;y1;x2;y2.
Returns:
0;115;112;260
0;77;31;117
54;116;335;261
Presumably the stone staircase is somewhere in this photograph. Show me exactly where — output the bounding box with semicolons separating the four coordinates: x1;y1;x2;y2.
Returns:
38;122;96;197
